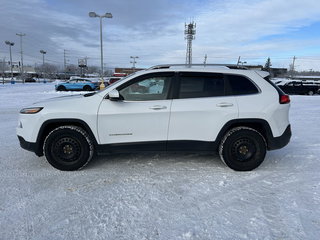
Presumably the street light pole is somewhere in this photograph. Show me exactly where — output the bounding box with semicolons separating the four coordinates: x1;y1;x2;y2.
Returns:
100;17;104;87
5;41;15;83
130;56;139;71
89;11;113;90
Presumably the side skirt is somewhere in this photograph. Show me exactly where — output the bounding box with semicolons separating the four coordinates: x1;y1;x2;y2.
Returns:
96;140;217;155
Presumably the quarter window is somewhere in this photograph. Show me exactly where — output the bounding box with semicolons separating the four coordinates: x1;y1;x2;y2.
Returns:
227;75;259;95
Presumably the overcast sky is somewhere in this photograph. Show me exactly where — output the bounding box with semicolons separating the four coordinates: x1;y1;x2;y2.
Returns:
1;0;320;71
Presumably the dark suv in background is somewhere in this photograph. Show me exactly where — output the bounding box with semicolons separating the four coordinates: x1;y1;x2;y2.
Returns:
278;81;320;95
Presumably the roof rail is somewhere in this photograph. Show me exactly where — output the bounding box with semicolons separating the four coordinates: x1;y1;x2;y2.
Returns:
148;64;249;70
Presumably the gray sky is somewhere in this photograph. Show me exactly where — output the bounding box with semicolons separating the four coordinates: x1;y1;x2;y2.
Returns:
1;0;320;70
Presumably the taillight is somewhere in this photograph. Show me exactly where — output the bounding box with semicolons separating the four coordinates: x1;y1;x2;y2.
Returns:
280;94;290;104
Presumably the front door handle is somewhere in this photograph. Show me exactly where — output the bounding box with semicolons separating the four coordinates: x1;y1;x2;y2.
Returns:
149;105;167;110
216;102;234;107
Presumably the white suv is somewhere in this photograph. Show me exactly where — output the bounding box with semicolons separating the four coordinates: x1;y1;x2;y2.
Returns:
17;64;291;171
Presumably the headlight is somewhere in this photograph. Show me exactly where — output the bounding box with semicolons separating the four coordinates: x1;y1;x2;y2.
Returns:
20;107;43;114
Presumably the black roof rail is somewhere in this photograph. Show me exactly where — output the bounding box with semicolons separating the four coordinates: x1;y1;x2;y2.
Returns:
148;64;249;70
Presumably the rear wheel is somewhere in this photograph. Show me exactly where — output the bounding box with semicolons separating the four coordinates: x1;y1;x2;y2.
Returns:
43;126;94;171
219;127;266;171
308;90;314;95
83;85;92;91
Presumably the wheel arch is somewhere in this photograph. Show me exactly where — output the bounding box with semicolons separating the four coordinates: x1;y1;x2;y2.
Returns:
215;119;274;151
34;119;98;156
57;85;66;91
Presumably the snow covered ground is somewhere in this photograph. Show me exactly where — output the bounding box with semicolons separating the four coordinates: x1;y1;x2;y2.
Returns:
1;83;320;240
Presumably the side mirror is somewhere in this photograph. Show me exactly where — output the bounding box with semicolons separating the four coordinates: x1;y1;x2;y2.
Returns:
108;89;120;101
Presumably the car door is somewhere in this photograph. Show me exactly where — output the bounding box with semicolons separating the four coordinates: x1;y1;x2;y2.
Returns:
64;79;78;90
97;72;174;150
167;72;238;150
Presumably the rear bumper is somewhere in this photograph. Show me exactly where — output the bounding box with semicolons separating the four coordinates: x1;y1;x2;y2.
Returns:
268;124;291;150
18;136;43;156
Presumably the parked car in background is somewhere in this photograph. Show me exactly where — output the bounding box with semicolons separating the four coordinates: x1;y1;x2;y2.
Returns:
278;81;320;95
55;78;99;91
25;77;36;83
106;77;122;85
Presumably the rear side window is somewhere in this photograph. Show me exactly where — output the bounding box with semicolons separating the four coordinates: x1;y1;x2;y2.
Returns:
178;73;224;99
227;75;259;95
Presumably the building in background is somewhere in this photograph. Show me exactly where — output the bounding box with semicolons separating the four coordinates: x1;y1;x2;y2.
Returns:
114;67;144;75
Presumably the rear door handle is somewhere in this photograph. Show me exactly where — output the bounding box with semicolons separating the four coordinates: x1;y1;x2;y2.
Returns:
149;105;167;110
216;102;234;107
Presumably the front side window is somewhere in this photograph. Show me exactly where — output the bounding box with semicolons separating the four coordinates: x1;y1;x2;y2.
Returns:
119;75;171;101
178;73;224;99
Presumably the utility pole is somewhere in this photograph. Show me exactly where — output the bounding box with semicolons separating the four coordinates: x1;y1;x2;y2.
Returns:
84;56;89;77
5;41;15;83
64;49;68;80
16;33;26;83
40;50;46;82
291;56;296;78
237;56;246;66
203;54;207;66
185;21;196;67
2;57;5;84
130;56;138;71
237;56;241;66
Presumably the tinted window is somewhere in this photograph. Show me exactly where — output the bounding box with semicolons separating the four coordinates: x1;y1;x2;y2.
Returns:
178;74;224;99
119;76;171;101
227;75;259;95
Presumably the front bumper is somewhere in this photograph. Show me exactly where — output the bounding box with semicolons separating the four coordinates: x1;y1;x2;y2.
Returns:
18;136;43;157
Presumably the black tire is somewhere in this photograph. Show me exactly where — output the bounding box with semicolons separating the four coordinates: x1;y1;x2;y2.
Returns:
307;90;314;96
219;127;266;171
43;126;94;171
83;85;92;91
57;85;66;91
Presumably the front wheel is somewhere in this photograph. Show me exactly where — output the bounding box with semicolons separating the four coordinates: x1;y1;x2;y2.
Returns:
57;85;66;91
219;127;266;171
43;126;94;171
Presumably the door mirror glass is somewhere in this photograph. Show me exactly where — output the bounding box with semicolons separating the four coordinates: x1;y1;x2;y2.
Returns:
108;89;120;101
